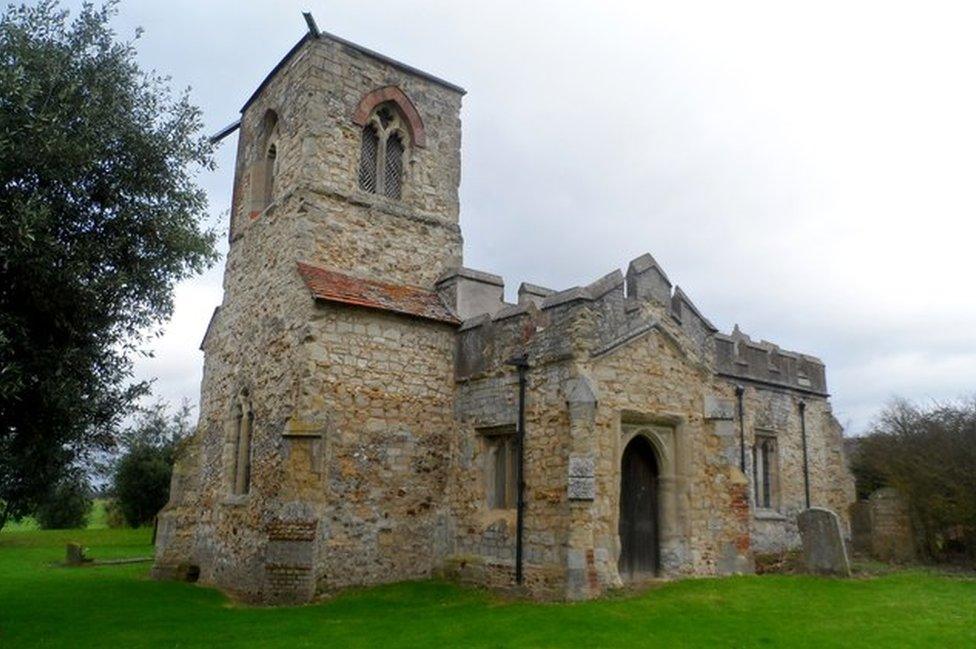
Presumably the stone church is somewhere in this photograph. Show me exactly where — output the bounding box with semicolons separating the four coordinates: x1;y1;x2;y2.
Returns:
153;16;855;603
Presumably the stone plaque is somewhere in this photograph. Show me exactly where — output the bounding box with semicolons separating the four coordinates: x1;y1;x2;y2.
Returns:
797;508;851;577
568;477;595;500
568;454;595;478
704;395;735;420
567;454;596;501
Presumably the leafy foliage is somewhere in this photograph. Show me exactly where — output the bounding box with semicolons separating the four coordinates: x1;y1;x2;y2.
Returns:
112;400;190;527
34;472;92;529
850;398;976;559
0;1;218;528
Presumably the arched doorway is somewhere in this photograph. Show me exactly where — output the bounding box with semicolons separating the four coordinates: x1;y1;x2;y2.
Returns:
619;435;660;579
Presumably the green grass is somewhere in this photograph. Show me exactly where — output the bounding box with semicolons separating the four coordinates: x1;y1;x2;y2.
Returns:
1;528;974;648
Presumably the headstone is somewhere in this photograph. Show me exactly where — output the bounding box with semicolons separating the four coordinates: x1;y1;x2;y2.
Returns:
797;508;851;577
65;542;88;566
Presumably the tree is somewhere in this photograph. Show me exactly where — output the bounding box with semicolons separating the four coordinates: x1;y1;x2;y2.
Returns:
34;472;92;529
0;1;218;530
112;400;190;527
850;398;976;560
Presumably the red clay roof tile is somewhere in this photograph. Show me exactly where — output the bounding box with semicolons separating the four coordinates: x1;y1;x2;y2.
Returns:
297;262;459;325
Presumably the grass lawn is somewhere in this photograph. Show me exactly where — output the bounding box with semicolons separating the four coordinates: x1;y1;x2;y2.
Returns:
1;527;974;648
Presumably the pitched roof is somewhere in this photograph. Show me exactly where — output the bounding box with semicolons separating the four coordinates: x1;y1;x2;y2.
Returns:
241;29;465;114
297;262;460;325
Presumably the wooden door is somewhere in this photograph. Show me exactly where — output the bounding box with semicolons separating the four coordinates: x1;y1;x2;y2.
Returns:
618;436;659;578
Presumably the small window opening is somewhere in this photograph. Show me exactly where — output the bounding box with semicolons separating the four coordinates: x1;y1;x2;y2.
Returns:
481;427;517;510
263;144;277;207
753;435;778;510
233;396;253;495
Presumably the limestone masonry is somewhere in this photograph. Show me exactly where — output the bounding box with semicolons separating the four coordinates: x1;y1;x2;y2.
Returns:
153;19;856;603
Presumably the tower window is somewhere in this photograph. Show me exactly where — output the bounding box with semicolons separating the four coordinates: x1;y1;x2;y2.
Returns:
264;144;277;207
384;133;404;200
357;101;408;199
245;109;279;221
358;124;379;194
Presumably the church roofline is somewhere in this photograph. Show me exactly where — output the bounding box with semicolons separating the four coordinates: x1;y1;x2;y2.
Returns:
240;22;466;116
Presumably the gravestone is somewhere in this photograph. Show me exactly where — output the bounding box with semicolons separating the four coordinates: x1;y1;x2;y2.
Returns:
797;508;851;577
65;543;89;566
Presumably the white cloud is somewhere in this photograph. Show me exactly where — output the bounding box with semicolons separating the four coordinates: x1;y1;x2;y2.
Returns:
79;0;976;434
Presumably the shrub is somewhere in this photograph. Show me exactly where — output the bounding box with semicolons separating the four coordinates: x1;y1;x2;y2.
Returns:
104;499;126;529
111;401;190;527
34;475;92;529
850;398;976;561
114;444;176;527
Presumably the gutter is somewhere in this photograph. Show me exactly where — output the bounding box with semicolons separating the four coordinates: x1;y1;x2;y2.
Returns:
505;354;530;586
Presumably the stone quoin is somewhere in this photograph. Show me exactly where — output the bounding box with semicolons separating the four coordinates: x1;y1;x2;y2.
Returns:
152;15;856;603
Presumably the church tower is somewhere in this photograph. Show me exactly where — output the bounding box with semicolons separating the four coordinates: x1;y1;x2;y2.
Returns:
154;17;468;603
227;19;465;289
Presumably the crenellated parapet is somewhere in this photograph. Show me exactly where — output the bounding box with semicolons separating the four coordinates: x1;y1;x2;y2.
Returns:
715;325;827;396
449;253;829;397
451;253;719;381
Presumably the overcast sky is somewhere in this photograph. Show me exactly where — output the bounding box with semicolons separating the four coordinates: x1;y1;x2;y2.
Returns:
80;1;976;434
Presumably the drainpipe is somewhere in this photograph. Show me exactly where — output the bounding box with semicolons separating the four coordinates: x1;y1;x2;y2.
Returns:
506;354;530;586
735;386;746;473
799;401;810;509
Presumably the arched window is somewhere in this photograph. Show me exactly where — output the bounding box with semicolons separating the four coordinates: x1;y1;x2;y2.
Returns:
247;110;279;218
753;434;778;510
357;102;408;199
384;132;404;200
358;124;379;193
264;143;277;207
232;391;253;495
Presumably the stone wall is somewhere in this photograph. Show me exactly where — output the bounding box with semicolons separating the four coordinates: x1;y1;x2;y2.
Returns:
154;190;319;601
300;305;456;591
586;320;753;587
849;488;915;563
744;389;856;553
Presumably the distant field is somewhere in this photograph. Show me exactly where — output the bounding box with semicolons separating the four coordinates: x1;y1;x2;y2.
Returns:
4;498;112;533
1;526;974;648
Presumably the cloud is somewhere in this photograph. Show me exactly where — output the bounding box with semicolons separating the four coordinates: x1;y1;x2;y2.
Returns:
89;0;976;435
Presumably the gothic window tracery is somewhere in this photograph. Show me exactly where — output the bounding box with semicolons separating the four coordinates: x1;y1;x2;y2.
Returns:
357;102;408;199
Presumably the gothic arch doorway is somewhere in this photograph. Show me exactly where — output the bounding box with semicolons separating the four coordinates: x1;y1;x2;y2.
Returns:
618;435;660;579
